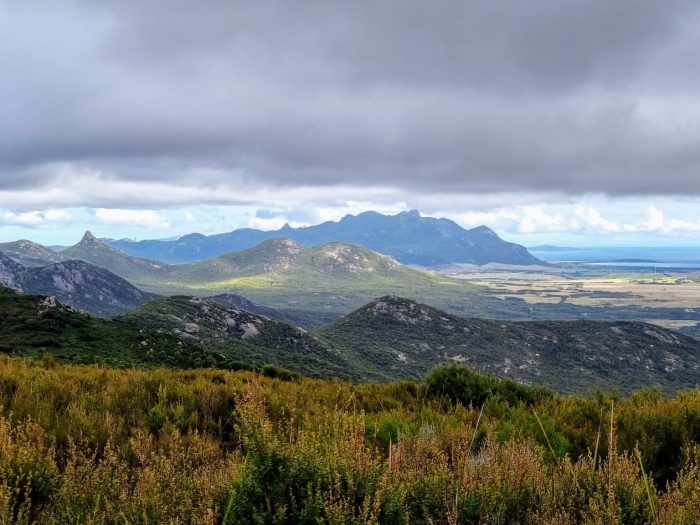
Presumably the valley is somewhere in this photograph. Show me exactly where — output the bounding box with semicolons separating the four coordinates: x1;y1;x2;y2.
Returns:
440;265;700;339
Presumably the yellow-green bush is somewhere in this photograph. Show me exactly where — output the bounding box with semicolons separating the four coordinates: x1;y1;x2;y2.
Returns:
0;356;698;523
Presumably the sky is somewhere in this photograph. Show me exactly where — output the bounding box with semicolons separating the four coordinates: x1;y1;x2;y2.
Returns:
2;0;700;247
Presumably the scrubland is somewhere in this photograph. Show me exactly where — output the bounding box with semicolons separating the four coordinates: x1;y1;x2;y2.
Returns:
0;357;699;524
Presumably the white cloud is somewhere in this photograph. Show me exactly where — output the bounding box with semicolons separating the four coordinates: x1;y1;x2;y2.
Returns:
640;205;700;233
450;206;576;235
518;206;569;234
1;209;72;228
94;209;170;229
643;206;665;230
575;206;622;233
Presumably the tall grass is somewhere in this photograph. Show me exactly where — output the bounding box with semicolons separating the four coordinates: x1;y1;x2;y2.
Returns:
0;357;697;523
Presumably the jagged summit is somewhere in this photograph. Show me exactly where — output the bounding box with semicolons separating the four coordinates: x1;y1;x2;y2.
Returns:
62;231;168;282
470;225;498;237
80;231;100;243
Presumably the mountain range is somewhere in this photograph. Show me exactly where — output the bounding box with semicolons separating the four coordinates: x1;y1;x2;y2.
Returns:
109;210;543;266
4;231;699;329
0;239;67;267
2;285;698;393
39;233;502;327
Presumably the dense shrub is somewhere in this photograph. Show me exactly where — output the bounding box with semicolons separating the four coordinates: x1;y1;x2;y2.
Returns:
259;363;300;381
0;357;696;523
423;364;553;407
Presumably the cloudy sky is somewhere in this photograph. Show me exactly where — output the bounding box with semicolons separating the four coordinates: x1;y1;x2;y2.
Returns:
2;0;700;246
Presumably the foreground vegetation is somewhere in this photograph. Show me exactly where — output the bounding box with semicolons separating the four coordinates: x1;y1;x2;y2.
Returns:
0;358;699;523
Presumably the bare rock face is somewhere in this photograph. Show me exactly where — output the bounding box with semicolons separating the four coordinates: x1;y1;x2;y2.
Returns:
0;252;155;316
240;322;261;340
184;323;200;335
0;252;24;291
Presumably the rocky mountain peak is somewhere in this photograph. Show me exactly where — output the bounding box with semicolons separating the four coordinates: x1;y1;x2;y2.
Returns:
315;242;392;274
80;231;100;244
399;209;421;219
368;296;434;325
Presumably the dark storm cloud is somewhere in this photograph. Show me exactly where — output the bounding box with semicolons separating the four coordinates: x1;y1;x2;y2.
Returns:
1;0;700;202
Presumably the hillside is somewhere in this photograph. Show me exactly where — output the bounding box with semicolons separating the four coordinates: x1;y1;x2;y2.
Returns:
0;252;156;316
118;295;355;379
318;296;700;393
0;286;239;369
62;231;168;281
109;210;542;266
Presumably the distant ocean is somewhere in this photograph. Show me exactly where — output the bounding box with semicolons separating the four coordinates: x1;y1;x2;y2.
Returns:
529;246;700;268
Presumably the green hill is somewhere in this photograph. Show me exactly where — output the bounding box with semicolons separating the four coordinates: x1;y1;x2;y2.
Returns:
139;238;489;327
0;286;355;379
0;286;244;370
54;235;490;328
317;296;700;393
118;295;356;379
